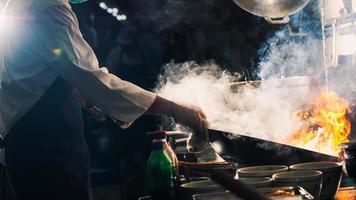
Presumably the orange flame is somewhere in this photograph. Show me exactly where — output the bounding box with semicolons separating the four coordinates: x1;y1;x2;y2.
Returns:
288;88;351;156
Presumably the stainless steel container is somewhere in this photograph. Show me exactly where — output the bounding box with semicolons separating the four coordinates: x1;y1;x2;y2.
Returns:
231;0;310;24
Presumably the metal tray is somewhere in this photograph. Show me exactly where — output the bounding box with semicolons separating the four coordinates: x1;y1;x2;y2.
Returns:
260;186;314;199
192;186;314;200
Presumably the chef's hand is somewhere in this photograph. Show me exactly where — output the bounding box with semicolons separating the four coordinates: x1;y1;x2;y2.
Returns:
146;96;210;152
172;104;207;134
171;104;210;152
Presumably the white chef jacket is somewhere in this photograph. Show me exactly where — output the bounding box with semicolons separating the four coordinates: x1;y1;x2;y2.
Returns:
0;0;157;140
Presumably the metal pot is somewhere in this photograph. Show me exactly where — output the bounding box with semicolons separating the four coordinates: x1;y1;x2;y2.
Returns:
339;141;356;178
231;0;310;24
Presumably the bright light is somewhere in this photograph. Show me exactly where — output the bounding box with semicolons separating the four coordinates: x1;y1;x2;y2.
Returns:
98;2;127;22
112;8;119;17
99;2;108;9
0;0;8;31
0;14;21;43
0;15;16;33
0;16;5;31
117;15;127;21
0;0;20;37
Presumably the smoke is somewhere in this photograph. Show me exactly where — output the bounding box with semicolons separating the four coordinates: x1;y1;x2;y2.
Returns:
154;27;325;147
257;29;323;80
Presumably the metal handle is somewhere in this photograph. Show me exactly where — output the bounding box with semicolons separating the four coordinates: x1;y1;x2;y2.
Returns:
264;16;290;24
330;23;339;67
321;22;339;68
165;131;190;136
175;138;189;144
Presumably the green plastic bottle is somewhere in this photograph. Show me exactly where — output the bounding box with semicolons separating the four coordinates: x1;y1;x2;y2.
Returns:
147;140;174;200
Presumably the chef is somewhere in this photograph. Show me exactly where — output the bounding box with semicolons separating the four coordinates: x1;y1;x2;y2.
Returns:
0;0;209;199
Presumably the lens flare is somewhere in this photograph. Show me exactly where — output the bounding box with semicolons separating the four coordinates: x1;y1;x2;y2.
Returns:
0;0;19;35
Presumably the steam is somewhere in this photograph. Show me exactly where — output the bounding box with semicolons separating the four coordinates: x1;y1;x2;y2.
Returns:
257;30;323;81
155;28;324;146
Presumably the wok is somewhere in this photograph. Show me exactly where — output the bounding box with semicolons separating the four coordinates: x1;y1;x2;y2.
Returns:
208;129;337;167
231;0;310;24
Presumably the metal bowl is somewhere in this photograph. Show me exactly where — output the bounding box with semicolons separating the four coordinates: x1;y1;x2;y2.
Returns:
237;165;288;178
272;170;323;199
339;141;356;178
231;0;310;23
289;162;343;199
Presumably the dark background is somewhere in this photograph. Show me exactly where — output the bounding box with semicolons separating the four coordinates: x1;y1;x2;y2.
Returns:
72;0;322;80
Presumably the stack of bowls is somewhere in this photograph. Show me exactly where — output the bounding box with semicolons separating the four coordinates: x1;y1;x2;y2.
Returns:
236;165;288;188
236;162;342;200
272;170;323;199
289;162;343;200
237;165;288;178
238;177;273;188
180;180;225;200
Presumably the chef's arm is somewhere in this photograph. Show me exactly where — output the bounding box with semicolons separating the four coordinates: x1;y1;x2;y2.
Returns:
51;57;156;128
38;5;209;134
38;5;155;127
35;4;210;153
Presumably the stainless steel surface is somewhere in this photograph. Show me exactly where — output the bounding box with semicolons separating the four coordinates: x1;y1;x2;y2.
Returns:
209;129;337;166
166;131;190;137
193;191;239;200
168;129;337;166
259;186;315;199
231;0;310;24
339;141;356;178
193;186;314;200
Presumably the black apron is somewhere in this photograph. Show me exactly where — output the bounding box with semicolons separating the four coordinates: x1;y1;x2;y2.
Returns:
4;77;92;200
0;164;17;200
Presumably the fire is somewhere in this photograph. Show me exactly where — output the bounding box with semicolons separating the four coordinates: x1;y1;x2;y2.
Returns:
288;88;351;156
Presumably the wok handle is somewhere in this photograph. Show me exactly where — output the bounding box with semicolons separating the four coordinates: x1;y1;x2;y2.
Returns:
264;16;290;24
165;131;190;136
209;170;271;200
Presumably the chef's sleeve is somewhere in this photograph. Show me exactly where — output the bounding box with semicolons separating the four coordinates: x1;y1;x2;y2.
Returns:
36;5;156;128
